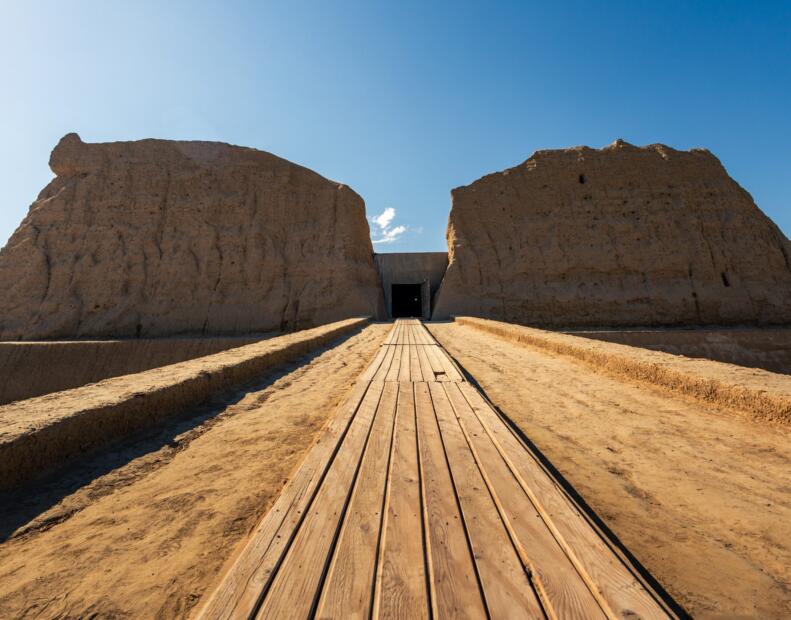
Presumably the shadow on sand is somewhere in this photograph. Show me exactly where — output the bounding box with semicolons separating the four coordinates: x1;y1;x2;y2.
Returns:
0;330;362;542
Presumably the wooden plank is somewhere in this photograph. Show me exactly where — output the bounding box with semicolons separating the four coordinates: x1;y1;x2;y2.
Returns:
425;346;452;382
458;383;671;619
444;383;607;620
428;382;545;618
398;343;412;382
373;383;430;619
383;323;397;345
430;345;465;382
358;345;389;382
412;323;421;346
390;322;402;346
414;382;487;619
421;344;444;381
416;345;435;382
254;382;386;619
415;322;433;345
196;379;373;620
315;382;399;619
385;346;403;382
409;342;424;382
372;345;396;383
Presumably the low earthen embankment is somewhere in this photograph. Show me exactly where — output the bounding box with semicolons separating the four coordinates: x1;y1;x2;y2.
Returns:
452;316;791;426
0;336;267;405
568;328;791;375
0;317;368;491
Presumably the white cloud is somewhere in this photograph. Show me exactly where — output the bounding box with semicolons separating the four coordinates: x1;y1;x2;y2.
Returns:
370;208;408;244
373;224;406;244
372;207;396;230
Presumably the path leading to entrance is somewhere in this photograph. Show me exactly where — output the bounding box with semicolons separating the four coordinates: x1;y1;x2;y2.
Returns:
198;320;673;619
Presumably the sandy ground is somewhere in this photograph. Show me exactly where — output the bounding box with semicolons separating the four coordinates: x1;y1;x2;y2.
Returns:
0;323;389;619
428;322;791;619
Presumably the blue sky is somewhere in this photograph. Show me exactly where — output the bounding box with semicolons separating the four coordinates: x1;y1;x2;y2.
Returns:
1;1;789;251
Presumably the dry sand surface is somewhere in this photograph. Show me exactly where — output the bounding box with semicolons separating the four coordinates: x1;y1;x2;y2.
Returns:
0;323;389;619
428;322;791;619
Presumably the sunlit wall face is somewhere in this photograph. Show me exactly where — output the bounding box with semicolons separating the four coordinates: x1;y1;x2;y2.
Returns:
1;0;789;252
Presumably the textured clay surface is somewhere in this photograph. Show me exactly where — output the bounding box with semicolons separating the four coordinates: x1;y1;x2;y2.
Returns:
433;140;791;326
0;134;384;340
453;316;791;426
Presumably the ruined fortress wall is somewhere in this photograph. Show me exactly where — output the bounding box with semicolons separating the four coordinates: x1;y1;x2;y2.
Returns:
0;134;385;340
432;140;791;326
0;335;266;405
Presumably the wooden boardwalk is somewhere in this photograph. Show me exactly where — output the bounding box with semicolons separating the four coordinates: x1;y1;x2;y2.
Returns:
197;320;674;619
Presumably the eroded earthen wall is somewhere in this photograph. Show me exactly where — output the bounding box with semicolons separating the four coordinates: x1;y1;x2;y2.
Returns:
0;134;384;339
433;140;791;326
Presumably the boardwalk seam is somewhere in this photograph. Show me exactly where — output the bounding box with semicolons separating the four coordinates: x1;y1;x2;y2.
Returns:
426;384;492;620
414;381;437;620
309;382;387;618
244;380;377;619
442;382;553;620
453;382;621;620
371;388;401;618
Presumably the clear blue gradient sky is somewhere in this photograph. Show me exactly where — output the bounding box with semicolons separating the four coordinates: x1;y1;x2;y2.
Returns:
1;1;789;251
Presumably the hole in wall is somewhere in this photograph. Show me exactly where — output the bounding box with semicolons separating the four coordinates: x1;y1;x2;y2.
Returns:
579;174;586;184
721;272;731;287
391;283;423;318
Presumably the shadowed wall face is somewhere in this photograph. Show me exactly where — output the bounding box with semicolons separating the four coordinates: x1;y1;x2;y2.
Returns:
374;252;448;319
0;336;268;404
433;140;791;327
570;328;791;375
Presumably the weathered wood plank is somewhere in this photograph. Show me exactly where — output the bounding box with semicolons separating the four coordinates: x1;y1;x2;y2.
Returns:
434;347;465;382
358;345;389;382
428;382;545;618
444;383;606;619
414;382;487;619
409;342;424;382
416;345;436;382
315;382;399;619
372;345;396;383
458;383;671;619
196;379;374;620
398;343;412;382
373;383;430;619
253;382;385;619
385;346;403;382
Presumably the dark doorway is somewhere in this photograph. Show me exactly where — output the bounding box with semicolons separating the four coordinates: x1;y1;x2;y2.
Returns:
391;283;423;318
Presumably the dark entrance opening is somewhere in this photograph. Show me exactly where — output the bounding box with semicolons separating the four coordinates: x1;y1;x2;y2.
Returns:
391;283;423;318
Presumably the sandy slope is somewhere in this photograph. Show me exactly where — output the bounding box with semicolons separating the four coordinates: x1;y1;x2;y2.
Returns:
428;322;791;619
0;323;389;619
